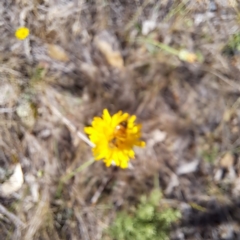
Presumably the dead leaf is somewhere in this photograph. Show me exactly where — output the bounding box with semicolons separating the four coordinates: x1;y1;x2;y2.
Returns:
47;44;69;62
220;152;234;168
223;109;233;122
0;83;18;106
142;20;156;35
94;31;124;68
214;169;223;182
96;40;123;68
16;101;36;129
25;174;39;202
177;159;199;175
147;130;167;147
80;63;98;80
0;163;24;196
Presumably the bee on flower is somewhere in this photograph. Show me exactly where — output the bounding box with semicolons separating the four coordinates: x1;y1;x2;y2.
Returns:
84;109;145;169
15;27;29;40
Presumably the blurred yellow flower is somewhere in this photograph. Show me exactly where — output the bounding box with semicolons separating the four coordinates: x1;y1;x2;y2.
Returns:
178;49;197;63
15;27;29;40
84;109;145;169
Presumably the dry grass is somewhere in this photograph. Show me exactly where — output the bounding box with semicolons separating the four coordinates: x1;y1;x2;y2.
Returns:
1;0;240;239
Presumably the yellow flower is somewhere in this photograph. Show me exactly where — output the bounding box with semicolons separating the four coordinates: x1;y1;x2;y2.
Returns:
84;109;145;169
15;27;29;40
178;49;197;63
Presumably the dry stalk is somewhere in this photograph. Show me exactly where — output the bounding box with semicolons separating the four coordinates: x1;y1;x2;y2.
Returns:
0;203;26;228
42;92;94;148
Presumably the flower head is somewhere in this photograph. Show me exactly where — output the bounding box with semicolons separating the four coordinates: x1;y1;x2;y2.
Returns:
84;109;145;169
15;27;29;40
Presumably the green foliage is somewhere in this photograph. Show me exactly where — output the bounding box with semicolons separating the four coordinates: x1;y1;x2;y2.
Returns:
222;32;240;56
31;66;45;82
108;189;181;240
201;146;218;164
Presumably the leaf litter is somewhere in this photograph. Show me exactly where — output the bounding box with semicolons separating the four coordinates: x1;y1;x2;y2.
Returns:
0;0;240;239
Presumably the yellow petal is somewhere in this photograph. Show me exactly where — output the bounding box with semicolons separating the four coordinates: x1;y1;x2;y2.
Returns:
15;27;29;40
85;109;145;169
103;109;111;123
84;127;94;134
128;115;136;124
120;159;128;169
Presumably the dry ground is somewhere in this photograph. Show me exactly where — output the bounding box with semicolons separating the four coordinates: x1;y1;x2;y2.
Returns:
1;0;240;239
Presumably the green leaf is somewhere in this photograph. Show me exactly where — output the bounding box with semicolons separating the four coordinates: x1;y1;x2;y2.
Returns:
108;189;181;240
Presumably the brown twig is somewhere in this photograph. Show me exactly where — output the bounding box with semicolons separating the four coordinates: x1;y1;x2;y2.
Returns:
0;203;26;228
207;69;240;92
42;90;95;148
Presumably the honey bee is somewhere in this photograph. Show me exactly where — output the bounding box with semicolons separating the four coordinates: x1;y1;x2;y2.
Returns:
109;121;128;148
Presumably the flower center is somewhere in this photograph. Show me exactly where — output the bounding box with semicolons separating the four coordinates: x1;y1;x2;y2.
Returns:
109;121;128;148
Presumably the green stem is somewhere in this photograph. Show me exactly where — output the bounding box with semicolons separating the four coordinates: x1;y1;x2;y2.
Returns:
56;158;95;198
137;37;179;56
